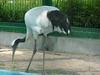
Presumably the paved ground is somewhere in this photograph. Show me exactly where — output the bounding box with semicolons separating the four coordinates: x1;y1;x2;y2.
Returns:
0;45;100;75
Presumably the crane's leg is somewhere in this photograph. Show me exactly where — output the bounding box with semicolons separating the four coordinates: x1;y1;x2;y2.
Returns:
42;35;48;75
25;39;37;72
43;37;45;75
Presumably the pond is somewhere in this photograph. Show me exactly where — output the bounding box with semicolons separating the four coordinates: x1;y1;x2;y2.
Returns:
0;69;41;75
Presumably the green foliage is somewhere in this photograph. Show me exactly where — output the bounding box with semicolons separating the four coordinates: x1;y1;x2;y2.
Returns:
53;0;100;28
0;0;100;28
0;0;42;22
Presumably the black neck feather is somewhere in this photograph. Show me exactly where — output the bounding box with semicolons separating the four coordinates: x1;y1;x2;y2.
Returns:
12;37;26;48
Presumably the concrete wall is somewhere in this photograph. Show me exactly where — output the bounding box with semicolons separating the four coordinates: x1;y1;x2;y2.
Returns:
0;32;100;55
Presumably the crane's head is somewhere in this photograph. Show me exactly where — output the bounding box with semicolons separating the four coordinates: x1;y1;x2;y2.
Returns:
11;39;19;62
11;37;25;62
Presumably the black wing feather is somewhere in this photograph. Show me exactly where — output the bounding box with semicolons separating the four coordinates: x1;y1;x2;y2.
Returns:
47;10;69;33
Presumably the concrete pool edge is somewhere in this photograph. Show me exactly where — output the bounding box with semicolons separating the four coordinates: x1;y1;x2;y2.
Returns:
0;32;100;55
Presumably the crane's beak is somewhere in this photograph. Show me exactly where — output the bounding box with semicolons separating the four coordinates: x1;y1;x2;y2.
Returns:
12;45;17;63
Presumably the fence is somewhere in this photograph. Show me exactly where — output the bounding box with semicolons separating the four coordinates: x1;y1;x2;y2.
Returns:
53;0;100;29
0;0;42;22
0;0;100;28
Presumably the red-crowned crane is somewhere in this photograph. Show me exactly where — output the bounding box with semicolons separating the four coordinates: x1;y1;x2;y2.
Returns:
11;6;71;74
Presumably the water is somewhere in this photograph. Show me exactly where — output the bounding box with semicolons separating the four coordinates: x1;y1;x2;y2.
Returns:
0;69;41;75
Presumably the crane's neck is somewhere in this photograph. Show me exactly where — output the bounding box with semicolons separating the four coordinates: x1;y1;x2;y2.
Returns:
12;37;26;49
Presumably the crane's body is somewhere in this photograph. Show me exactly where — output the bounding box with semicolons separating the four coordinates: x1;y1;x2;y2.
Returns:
25;6;59;40
11;6;71;73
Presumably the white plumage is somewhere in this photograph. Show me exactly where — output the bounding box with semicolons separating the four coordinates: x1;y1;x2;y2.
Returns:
25;6;60;40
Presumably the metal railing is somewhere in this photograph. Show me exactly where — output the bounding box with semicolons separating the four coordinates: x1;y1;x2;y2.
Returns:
0;0;42;22
0;0;99;29
52;0;100;28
